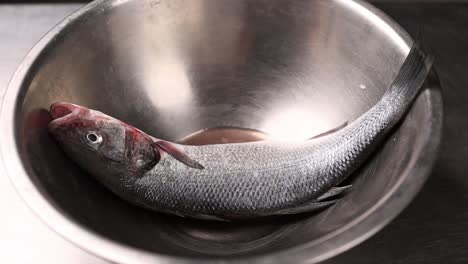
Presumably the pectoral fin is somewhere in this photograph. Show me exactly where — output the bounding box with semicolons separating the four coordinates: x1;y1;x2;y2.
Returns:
154;140;204;169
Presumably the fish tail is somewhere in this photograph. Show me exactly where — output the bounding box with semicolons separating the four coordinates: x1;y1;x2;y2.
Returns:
383;41;434;108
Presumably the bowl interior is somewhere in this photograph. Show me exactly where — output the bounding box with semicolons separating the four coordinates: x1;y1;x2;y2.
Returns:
14;0;436;260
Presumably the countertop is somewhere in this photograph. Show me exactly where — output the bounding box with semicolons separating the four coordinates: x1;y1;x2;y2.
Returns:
1;2;467;263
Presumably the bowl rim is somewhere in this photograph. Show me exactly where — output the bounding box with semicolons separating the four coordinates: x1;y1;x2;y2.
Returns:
0;0;443;263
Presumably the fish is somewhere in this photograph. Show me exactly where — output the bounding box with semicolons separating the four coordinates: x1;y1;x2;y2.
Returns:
48;43;432;221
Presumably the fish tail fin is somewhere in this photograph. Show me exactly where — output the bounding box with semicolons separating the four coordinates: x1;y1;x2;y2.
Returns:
384;41;433;106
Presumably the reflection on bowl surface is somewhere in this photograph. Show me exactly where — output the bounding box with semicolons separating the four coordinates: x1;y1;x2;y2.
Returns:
1;0;442;263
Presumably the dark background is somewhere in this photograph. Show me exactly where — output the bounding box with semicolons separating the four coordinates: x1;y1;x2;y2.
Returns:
330;2;468;263
1;1;467;263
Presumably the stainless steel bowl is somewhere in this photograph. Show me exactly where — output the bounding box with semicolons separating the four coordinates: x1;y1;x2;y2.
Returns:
0;0;442;263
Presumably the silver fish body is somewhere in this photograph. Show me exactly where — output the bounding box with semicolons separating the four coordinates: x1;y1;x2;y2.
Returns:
49;43;432;220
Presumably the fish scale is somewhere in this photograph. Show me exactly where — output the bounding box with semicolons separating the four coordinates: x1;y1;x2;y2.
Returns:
129;43;432;218
48;43;432;220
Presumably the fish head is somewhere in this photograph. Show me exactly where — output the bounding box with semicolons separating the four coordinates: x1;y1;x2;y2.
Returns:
48;102;160;184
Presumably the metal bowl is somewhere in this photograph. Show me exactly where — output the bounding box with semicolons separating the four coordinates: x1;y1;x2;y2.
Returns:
0;0;442;263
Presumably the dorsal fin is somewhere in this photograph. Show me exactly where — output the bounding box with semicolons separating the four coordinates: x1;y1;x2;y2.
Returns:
154;141;204;170
308;122;348;140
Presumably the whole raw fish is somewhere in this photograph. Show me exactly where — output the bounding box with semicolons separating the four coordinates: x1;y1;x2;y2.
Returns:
48;43;432;220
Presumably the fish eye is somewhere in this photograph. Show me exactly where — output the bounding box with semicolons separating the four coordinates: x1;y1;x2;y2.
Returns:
86;131;102;144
